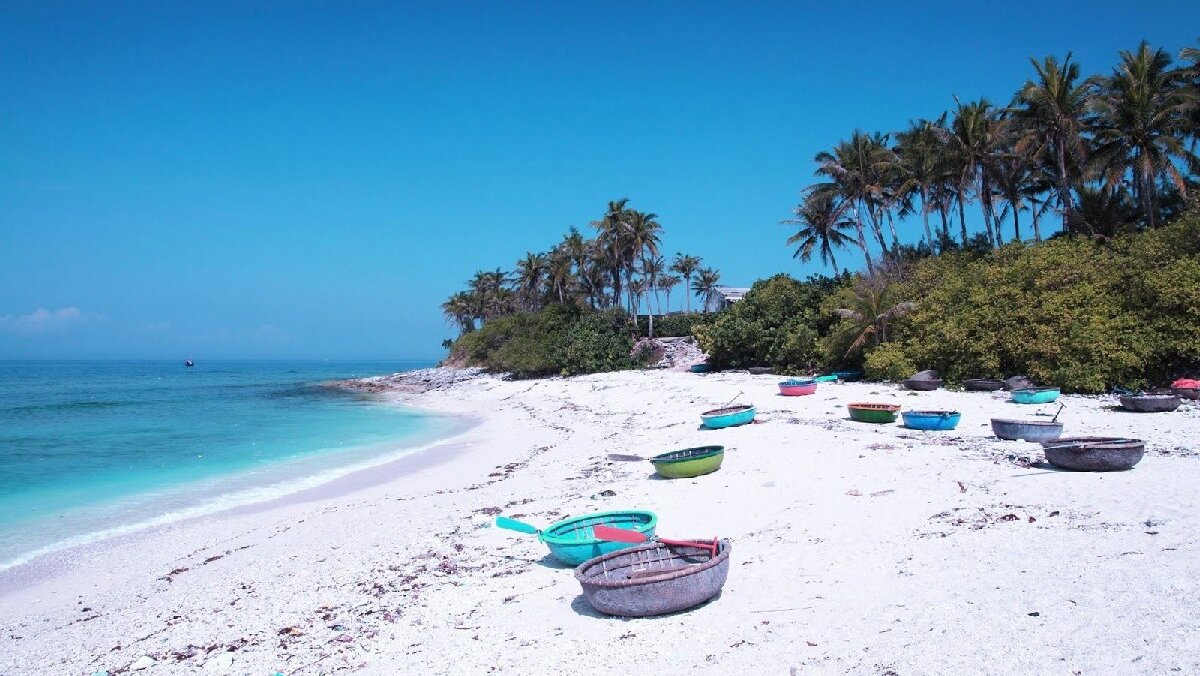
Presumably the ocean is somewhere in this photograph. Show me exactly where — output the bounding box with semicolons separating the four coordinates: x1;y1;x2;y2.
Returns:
0;360;463;571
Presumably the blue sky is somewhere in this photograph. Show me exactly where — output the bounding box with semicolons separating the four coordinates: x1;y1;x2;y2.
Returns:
2;2;1198;359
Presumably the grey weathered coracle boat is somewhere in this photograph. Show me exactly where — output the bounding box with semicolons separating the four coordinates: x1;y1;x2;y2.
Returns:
1173;387;1200;400
1004;375;1035;391
1118;394;1181;413
990;418;1063;442
909;369;940;381
1041;437;1145;471
574;539;731;617
903;378;942;391
747;366;773;375
964;379;1006;392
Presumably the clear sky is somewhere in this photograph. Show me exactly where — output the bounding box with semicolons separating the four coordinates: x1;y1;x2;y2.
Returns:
3;1;1198;359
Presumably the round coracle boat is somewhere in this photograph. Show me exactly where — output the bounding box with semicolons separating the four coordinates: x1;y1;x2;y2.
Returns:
990;418;1063;442
689;363;710;374
1118;394;1181;413
1041;437;1145;471
1011;387;1060;404
650;446;725;479
747;366;773;375
848;402;901;424
574;539;731;617
538;511;658;566
700;404;756;429
778;379;818;396
902;410;961;430
963;378;1006;392
903;378;943;391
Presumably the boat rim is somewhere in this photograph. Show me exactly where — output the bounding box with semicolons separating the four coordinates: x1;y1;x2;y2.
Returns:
990;417;1063;426
1040;436;1144;450
573;539;731;588
700;404;755;418
650;445;725;464
847;402;901;412
539;510;658;545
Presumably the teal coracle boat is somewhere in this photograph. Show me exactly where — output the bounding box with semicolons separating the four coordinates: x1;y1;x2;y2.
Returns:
902;410;961;430
813;375;838;383
832;370;864;381
1011;387;1060;404
650;445;725;478
496;511;658;566
700;404;756;429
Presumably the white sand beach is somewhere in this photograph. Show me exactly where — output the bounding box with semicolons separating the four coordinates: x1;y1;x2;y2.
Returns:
3;368;1199;675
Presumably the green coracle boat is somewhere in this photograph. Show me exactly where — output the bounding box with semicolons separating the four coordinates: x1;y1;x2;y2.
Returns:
847;402;901;423
650;445;725;479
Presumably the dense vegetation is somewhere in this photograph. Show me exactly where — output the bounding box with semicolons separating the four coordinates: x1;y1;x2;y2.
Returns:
784;40;1200;270
442;199;721;341
694;274;847;373
448;305;653;378
877;207;1200;391
439;40;1200;386
441;199;722;376
769;39;1200;392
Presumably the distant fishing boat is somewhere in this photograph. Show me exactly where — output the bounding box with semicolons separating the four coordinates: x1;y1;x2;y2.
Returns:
185;360;194;367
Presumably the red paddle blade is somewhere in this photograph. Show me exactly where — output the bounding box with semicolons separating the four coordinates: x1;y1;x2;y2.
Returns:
592;524;649;543
658;536;719;556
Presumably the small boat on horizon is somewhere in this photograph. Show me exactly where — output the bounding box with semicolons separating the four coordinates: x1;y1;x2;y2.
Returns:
185;360;194;367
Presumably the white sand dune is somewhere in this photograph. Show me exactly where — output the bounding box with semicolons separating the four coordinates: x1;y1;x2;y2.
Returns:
2;369;1198;674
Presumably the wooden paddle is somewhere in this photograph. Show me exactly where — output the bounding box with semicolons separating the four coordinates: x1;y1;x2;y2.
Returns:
592;524;719;557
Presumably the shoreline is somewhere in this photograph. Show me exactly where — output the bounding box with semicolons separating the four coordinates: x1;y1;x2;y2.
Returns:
0;369;476;584
3;367;1199;674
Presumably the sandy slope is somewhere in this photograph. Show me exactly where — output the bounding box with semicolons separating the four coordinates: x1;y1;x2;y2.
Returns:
2;369;1199;675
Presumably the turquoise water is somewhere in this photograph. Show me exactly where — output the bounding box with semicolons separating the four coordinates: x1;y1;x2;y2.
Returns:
0;360;462;570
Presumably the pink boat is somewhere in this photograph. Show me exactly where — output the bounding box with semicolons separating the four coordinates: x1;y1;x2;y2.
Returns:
778;379;818;396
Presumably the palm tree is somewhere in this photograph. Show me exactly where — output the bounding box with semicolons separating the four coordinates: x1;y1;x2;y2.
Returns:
514;252;547;311
441;291;476;336
593;198;632;308
814;131;893;261
469;268;508;322
783;188;858;272
692;267;721;313
639;254;665;338
1090;41;1197;228
1072;184;1140;236
1179;40;1200;145
894;116;949;247
947;98;1008;245
670;254;702;312
628;277;648;329
831;273;916;359
627;210;663;313
546;248;574;304
658;274;681;313
1013;53;1092;235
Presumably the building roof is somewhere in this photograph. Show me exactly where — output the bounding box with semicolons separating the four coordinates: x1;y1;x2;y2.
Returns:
714;287;751;302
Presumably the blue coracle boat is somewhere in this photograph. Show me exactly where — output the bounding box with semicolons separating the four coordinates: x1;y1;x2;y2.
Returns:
700;404;756;429
902;410;961;430
1011;387;1060;404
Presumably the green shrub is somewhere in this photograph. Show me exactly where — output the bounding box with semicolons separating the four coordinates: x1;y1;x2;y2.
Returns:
636;312;706;338
448;305;640;378
863;343;916;382
694;273;845;373
881;213;1200;392
555;308;640;376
